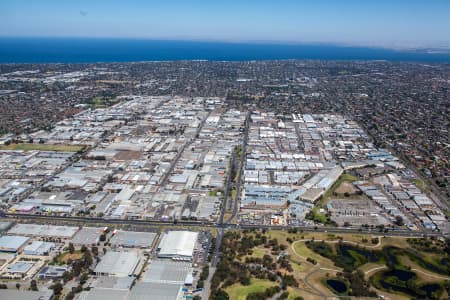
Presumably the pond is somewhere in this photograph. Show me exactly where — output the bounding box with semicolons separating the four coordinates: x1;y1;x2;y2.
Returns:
384;269;416;281
374;269;442;299
383;246;448;275
326;279;347;294
420;283;441;295
337;243;381;269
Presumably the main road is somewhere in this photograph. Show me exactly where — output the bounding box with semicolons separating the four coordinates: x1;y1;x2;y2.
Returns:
226;111;250;223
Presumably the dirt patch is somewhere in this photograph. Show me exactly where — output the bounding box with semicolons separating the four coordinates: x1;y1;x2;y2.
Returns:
334;181;358;195
113;150;143;161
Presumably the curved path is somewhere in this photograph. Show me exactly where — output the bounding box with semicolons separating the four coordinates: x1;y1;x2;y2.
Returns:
364;265;450;281
411;268;450;280
303;267;327;299
364;265;387;276
290;236;383;267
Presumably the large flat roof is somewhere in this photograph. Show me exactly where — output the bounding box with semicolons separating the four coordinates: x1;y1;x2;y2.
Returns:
142;260;192;284
94;251;140;277
7;261;34;273
8;224;78;238
157;231;198;258
23;241;55;254
71;227;102;245
79;288;128;300
110;230;157;248
0;235;29;252
130;282;181;300
0;290;53;300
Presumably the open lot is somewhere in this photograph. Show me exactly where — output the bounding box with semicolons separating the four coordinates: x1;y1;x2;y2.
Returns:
56;251;83;264
334;181;358;195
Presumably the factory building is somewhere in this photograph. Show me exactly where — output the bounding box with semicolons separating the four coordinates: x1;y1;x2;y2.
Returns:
94;251;141;277
157;231;198;260
0;235;29;253
23;241;55;256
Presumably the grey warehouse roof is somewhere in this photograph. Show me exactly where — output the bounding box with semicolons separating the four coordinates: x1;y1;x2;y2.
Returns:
0;235;29;252
94;251;140;277
0;290;53;300
110;230;157;248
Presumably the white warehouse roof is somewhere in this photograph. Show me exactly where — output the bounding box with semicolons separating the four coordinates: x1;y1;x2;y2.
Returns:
157;231;198;259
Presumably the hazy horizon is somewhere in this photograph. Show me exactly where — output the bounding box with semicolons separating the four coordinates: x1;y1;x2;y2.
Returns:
1;0;450;50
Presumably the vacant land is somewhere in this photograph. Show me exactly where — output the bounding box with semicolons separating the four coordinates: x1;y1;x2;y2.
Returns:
334;181;358;195
56;251;83;264
0;143;85;152
113;150;143;160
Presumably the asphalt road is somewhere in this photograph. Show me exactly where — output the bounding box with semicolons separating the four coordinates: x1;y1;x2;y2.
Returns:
227;111;250;223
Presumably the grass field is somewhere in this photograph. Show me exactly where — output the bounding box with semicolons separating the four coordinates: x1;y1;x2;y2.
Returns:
250;247;268;259
0;143;85;152
412;178;430;192
225;278;277;300
90;96;119;108
293;241;337;269
287;287;309;300
57;251;83;264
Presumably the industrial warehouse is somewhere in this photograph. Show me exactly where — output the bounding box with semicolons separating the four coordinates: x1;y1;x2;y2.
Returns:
0;220;208;300
157;231;199;260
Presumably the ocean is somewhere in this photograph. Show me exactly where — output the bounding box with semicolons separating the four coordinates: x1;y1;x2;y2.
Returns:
1;37;450;63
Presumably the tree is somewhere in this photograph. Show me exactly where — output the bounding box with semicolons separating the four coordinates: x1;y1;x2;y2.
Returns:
239;276;250;285
62;271;73;283
395;215;404;226
211;289;229;300
99;234;106;242
80;272;88;285
82;250;93;268
50;282;63;295
68;243;75;254
91;246;99;257
30;280;38;291
65;292;75;300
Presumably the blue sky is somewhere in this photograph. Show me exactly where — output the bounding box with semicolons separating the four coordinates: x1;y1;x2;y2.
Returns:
1;0;449;49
